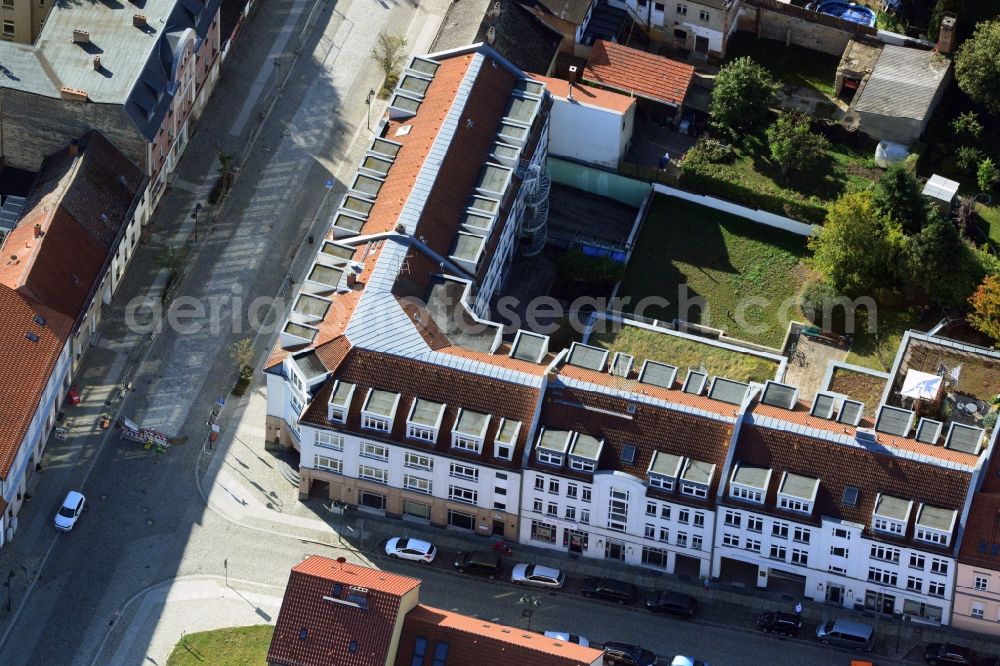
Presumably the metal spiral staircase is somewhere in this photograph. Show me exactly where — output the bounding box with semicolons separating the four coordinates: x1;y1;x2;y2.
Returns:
519;163;550;257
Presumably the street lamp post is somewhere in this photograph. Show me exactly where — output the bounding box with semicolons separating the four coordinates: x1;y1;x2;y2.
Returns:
366;89;375;131
191;203;202;242
6;570;15;612
516;594;541;631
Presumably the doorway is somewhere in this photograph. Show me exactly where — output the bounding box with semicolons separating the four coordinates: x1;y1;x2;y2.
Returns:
605;539;625;561
492;519;505;536
564;529;588;554
695;35;709;54
826;584;844;605
359;491;385;512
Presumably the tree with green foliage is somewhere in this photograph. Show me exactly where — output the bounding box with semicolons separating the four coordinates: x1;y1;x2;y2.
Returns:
955;19;1000;115
372;31;408;94
765;113;830;175
809;191;903;297
979;157;999;193
709;57;779;136
872;163;931;234
969;274;1000;343
903;218;977;307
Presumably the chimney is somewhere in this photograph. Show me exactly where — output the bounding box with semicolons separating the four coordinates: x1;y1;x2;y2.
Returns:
34;224;42;238
567;65;578;101
72;29;90;44
93;55;101;71
133;14;148;28
937;16;957;54
60;87;89;102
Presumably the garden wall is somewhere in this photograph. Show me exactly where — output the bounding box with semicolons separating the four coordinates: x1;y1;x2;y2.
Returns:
653;184;818;236
737;0;876;57
547;157;651;207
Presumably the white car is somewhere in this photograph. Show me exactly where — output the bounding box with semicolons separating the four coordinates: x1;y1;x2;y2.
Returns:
511;563;565;588
544;631;590;647
54;491;85;532
385;537;436;563
671;657;708;666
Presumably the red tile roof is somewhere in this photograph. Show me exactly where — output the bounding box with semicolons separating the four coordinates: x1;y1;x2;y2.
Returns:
0;286;71;478
727;423;971;548
584;40;694;107
300;348;542;470
267;556;421;666
528;73;635;113
396;604;603;666
958;451;1000;569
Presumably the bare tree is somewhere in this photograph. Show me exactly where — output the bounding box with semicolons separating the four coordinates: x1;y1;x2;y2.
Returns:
372;30;408;94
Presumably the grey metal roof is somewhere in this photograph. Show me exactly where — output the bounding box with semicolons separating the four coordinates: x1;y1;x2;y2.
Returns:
454;409;490;437
567;342;608;371
639;360;677;389
916;504;956;531
364;389;399;417
780;472;819;501
732;463;770;490
292;351;327;382
681;458;716;486
708;377;749;405
570;433;603;461
410;398;445;426
946;423;984;454
648;451;682;477
875;405;913;437
874;494;912;520
854;45;951;121
538;428;572;453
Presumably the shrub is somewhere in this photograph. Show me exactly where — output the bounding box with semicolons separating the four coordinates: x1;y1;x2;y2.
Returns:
952;111;983;142
765;113;830;175
556;248;626;286
979;157;999;193
799;281;843;328
686;137;735;165
956;145;985;173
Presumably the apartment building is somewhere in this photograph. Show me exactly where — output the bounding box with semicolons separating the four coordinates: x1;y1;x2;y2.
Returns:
0;0;222;212
953;450;1000;634
0;0;51;44
519;340;749;579
264;43;554;540
610;0;742;57
266;556;604;666
0;131;146;549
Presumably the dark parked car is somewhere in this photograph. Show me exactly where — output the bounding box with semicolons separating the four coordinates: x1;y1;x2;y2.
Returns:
924;642;977;665
453;551;503;578
757;611;802;636
579;577;637;604
602;641;657;666
644;590;697;617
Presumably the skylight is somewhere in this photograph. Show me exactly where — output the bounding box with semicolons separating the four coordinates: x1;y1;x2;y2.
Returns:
566;342;608;371
837;400;864;426
638;360;677;389
761;381;797;410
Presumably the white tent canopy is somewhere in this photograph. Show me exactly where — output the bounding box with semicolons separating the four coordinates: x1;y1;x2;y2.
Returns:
901;369;942;400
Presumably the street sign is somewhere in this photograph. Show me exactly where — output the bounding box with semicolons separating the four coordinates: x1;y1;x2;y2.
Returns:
217;397;225;406
325;178;334;189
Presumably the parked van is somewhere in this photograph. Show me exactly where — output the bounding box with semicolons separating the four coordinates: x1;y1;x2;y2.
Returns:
815;618;875;651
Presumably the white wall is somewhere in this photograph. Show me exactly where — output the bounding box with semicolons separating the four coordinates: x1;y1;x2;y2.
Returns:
548;98;632;170
653;184;817;236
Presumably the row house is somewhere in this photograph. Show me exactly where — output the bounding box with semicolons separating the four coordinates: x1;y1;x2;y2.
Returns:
954;451;1000;633
0;0;222;214
713;379;981;625
610;0;742;58
518;340;749;579
0;132;146;549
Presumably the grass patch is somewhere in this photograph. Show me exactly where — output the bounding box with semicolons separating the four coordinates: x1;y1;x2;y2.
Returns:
589;324;780;384
844;306;919;372
680;133;880;224
725;34;839;98
167;625;272;666
827;367;887;407
617;196;810;349
978;202;1000;245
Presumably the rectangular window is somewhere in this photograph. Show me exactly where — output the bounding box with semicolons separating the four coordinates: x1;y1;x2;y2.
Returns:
681;482;708;499
408;424;436;442
582;487;592;503
873;517;904;536
678;509;690;524
533;499;542;513
772;522;789;539
976;576;989;592
793;526;810;544
654;2;664;11
565;506;576;521
580;509;590;524
676;532;688;548
829;565;846;574
658;527;670;543
731;485;763;504
915;527;949;546
570;457;596;473
660;505;671;520
642;546;669;569
646;502;657;517
972;604;985;619
530;520;556;543
907;576;923;592
1;0;13;8
546;502;558;516
930;558;949;575
449;463;479;481
870;544;901;563
910;553;926;570
537;450;563;466
791;549;808;565
316;432;344;451
747;516;763;533
676;2;686;14
867;567;897;586
745;538;761;552
607;489;629;532
404;452;432;470
693;512;705;528
448;485;478;505
314;455;342;473
699;9;709;21
534;477;545;491
724;510;741;528
692;535;703;550
566;483;578;499
769;545;786;561
360;442;389;461
494;486;507;496
779;496;811;514
928;581;946;597
403;475;432;494
358;465;388;484
452;434;482;452
362;414;390;432
723;533;739;547
832;527;850;539
494;444;513;460
649;475;674;491
645;524;656;539
548;479;560;495
830;546;849;558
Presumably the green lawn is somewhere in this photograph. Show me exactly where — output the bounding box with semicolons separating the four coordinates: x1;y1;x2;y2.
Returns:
843;306;919;372
167;625;272;666
617;195;810;349
589;324;780;383
978;202;1000;244
725;34;840;98
680;134;881;224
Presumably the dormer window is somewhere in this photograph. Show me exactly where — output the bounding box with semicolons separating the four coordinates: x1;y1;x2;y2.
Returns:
361;389;400;432
407;398;445;442
535;428;572;467
452;409;490;453
327;381;355;424
914;504;956;547
568;434;602;472
494;419;520;461
647;451;682;491
777;472;818;515
730;463;770;505
872;494;912;536
680;458;715;499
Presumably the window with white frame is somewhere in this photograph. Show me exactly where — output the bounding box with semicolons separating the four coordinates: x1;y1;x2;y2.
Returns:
359;465;388;484
452;409;488;453
731;485;763;504
537;449;563;466
793;526;810;544
361;389;398;432
832;527;850;539
915;526;951;547
829;565;847;575
907;576;923;592
724;510;741;527
327;381;354;423
315;431;344;451
534;477;545;491
678;509;690;524
778;496;811;513
676;532;688;548
723;533;739;547
928;581;946;597
693;512;705;528
362;413;390;432
658;527;670;543
548;479;560;495
692;535;703;550
494;442;513;460
747;516;763;532
570;457;596;473
791;549;808;565
533;499;543;513
870;544;901;563
360;442;389;461
910;553;926;570
449;462;479;481
582;487;592;503
448;485;478;505
681;481;708;499
646;502;657;517
976;575;989;592
408;424;436;442
530;520;556;543
546;502;558;516
872;516;905;535
567;483;578;499
649;475;675;491
872;495;910;536
452;434;481;452
830;546;848;558
608;489;629;532
403;475;432;494
868;567;897;586
930;558;949;575
676;2;686;14
314;455;342;473
565;506;576;521
580;509;590;524
769;545;786;560
972;603;985;619
659;505;671;520
645;524;656;539
407;398;444;443
772;522;789;539
699;9;709;21
404;452;432;471
495;418;519;461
